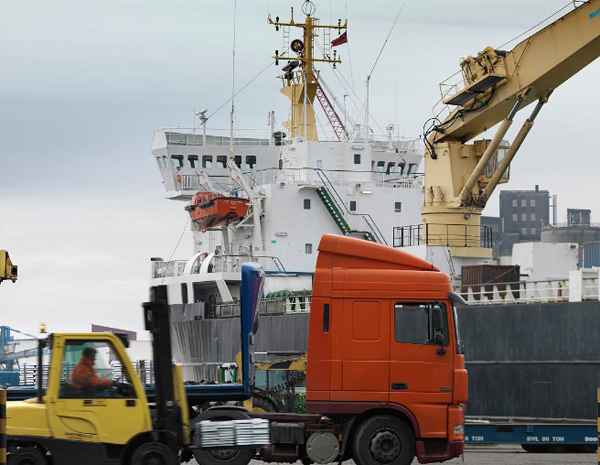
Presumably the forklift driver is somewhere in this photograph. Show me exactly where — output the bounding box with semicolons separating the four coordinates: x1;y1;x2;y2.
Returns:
68;347;113;394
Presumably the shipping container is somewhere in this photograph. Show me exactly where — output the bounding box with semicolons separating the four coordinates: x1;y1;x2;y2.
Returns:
461;264;520;301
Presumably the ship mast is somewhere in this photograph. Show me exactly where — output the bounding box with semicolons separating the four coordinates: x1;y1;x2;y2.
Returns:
269;1;347;141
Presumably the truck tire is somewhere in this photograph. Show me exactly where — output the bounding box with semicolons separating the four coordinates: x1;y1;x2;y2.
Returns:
8;447;47;465
131;442;178;465
352;415;415;465
194;446;254;465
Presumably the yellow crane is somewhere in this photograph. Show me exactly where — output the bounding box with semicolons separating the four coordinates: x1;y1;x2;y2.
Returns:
0;250;17;283
422;0;600;259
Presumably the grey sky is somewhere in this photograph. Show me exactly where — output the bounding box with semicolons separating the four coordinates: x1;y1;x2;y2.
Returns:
1;0;598;334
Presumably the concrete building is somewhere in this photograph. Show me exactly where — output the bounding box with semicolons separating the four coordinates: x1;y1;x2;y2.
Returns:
499;185;550;241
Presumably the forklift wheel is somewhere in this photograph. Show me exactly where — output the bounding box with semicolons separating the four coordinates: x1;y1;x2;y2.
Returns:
8;447;47;465
131;442;178;465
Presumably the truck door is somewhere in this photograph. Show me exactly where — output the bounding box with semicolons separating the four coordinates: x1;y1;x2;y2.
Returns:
47;339;149;444
389;302;453;437
338;299;390;401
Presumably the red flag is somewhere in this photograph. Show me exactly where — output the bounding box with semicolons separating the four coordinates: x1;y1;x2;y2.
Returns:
331;31;348;47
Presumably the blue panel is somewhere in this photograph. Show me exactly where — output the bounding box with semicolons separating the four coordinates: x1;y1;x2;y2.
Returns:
465;424;598;445
241;262;265;397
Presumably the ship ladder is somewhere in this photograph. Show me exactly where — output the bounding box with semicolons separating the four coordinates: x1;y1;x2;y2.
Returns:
317;187;376;242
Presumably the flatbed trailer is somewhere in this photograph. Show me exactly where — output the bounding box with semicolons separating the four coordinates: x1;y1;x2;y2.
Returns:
465;417;598;452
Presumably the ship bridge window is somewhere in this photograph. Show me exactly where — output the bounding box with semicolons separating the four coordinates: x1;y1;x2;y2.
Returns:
386;162;395;174
217;156;227;169
354;154;361;164
375;161;385;173
395;202;402;212
188;155;198;169
156;157;167;170
245;155;257;169
397;163;405;175
407;163;418;175
202;155;213;169
234;156;242;168
171;155;184;169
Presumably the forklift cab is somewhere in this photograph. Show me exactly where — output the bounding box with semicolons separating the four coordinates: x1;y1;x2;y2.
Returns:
58;339;135;399
44;333;152;445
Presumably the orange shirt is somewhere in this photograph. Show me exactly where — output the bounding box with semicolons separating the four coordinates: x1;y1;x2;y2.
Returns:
69;356;111;391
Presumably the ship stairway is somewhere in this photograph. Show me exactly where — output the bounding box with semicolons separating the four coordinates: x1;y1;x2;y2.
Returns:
315;169;387;245
315;79;349;142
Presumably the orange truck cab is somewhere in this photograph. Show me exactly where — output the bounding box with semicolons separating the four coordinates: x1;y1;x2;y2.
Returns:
306;234;468;464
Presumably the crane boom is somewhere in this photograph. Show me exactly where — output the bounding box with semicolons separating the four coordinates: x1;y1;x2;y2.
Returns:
437;0;600;143
422;0;600;258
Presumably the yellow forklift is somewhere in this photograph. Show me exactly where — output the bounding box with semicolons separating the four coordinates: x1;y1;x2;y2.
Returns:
6;286;190;465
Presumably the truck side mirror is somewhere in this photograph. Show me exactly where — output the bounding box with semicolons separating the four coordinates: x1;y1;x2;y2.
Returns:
431;306;446;355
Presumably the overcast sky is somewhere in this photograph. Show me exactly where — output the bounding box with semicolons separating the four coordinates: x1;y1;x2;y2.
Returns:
1;0;599;336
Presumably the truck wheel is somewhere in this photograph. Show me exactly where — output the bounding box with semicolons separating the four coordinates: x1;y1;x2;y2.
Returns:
8;447;47;465
131;442;178;465
352;416;415;465
193;447;254;465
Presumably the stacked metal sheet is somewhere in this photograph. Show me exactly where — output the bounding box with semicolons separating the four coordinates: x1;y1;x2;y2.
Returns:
198;419;271;448
234;419;270;445
199;420;236;447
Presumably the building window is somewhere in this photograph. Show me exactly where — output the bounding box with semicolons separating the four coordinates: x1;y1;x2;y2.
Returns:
354;154;361;164
349;201;357;211
202;155;213;168
246;155;257;169
188;155;198;169
395;202;402;212
407;163;418;175
171;155;184;169
521;199;527;207
217;156;227;169
304;199;311;210
521;213;527;221
512;213;518;222
521;228;527;236
305;243;313;254
530;213;536;221
531;228;537;236
512;199;518;207
234;155;242;168
531;199;536;207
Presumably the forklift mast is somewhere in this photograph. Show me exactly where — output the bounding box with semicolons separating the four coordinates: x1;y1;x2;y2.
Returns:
143;285;183;444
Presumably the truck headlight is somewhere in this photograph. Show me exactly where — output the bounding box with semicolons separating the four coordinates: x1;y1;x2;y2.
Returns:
454;424;465;434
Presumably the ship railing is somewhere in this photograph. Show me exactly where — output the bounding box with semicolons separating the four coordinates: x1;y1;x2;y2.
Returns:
211;255;286;273
211;295;312;318
248;167;423;190
394;224;493;249
457;279;570;305
163;128;273;147
151;260;187;279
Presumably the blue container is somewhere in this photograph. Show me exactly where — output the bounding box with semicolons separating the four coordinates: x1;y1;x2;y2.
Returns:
581;242;600;268
0;371;20;387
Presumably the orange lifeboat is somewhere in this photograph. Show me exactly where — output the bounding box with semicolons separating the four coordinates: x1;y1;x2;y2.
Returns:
185;191;249;232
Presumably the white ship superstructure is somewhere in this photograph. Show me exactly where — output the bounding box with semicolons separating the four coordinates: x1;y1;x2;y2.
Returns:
149;3;424;314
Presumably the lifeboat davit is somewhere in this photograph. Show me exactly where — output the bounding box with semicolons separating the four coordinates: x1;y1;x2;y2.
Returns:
185;191;249;232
